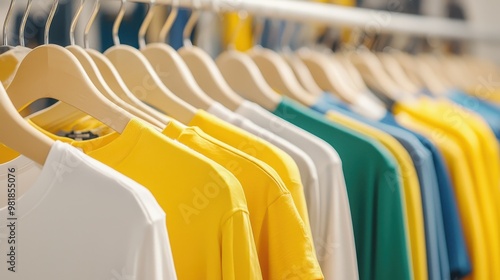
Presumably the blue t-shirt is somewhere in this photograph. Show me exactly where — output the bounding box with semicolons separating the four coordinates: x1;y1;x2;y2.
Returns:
446;89;500;141
313;92;471;279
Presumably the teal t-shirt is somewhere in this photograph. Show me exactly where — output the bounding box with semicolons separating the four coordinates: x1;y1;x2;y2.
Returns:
273;97;412;280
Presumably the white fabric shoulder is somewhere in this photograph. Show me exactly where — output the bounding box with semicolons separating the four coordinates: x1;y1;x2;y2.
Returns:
208;102;321;222
0;141;177;280
236;100;359;280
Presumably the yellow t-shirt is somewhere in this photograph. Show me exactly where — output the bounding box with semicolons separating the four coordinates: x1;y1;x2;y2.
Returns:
439;100;500;188
395;112;489;280
467;86;500;105
162;121;323;280
395;99;500;279
0;144;21;163
0;115;112;163
187;110;314;241
223;14;253;51
325;111;427;280
31;119;263;280
480;92;500;105
50;115;113;136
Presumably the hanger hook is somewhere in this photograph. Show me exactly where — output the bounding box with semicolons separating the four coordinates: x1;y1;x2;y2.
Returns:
19;0;33;47
84;0;100;49
138;0;156;49
70;0;85;46
158;0;179;43
182;0;202;48
3;0;16;46
45;0;59;45
113;0;127;46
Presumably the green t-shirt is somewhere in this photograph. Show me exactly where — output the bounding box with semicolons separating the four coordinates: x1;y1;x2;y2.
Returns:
273;97;411;280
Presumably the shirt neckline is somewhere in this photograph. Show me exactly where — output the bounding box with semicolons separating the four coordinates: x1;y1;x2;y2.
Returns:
30;119;147;168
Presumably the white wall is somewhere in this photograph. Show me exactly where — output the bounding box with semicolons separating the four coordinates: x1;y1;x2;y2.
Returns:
461;0;500;64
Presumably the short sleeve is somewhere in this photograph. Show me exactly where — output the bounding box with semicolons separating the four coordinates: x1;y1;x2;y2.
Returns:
221;210;263;280
135;215;178;280
263;194;324;280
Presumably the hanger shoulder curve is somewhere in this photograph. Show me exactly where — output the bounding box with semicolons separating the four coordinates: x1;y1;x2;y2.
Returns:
66;45;163;129
248;48;317;107
6;45;131;133
104;44;196;125
349;50;406;99
216;50;281;111
298;49;359;103
377;53;420;94
0;84;52;166
282;52;324;96
86;49;170;125
178;46;243;111
141;43;214;110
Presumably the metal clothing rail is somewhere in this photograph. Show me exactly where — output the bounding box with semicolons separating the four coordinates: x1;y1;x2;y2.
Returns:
121;0;500;43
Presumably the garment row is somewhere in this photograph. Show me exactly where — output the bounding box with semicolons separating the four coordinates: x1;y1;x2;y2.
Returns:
1;5;500;279
2;58;500;280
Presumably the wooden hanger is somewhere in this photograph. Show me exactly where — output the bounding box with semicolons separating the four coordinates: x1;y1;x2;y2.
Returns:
463;55;500;81
67;46;163;129
438;55;475;89
298;48;361;104
82;0;169;125
5;1;133;134
216;49;282;111
333;53;387;109
179;46;244;111
216;11;281;111
295;31;387;118
247;19;317;106
348;48;402;98
177;0;244;111
7;44;133;133
139;1;214;110
412;53;451;95
105;0;196;125
24;0;161;131
282;52;324;96
386;50;424;90
0;83;53;166
278;22;323;96
249;46;318;106
334;53;368;92
16;0;88;129
64;0;163;128
87;49;171;124
0;2;42;161
377;52;420;94
0;0;33;87
291;24;363;103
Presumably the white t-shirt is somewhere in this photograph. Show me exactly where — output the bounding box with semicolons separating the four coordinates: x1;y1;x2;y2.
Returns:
235;100;359;280
207;102;321;231
0;141;177;280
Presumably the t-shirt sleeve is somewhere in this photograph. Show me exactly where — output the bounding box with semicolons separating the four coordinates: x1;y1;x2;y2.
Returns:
221;210;263;280
263;194;324;280
135;215;178;280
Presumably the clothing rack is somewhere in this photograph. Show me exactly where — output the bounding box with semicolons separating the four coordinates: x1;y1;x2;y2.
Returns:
120;0;500;43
